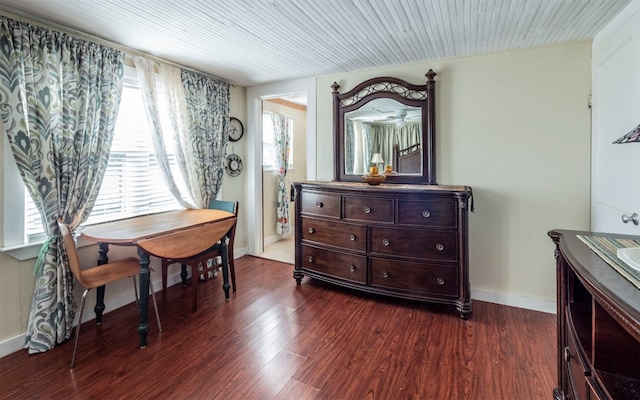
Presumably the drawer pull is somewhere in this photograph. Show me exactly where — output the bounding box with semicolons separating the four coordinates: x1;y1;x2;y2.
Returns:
349;234;356;241
383;239;390;246
308;227;315;234
349;265;356;272
315;202;323;208
435;243;445;251
364;206;371;214
308;256;314;263
382;270;389;278
564;347;571;362
422;210;431;218
436;277;445;285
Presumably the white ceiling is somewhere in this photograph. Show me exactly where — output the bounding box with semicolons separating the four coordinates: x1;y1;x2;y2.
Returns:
0;0;631;87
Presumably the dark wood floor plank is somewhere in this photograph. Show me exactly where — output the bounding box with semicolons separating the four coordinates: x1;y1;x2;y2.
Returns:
0;255;556;400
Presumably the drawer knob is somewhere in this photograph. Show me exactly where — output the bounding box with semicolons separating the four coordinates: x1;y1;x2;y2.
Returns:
382;270;389;278
349;265;356;272
435;243;445;251
436;277;445;285
315;202;323;208
422;210;431;218
564;347;571;362
308;256;314;263
364;206;371;214
349;234;356;241
308;227;315;234
383;239;390;246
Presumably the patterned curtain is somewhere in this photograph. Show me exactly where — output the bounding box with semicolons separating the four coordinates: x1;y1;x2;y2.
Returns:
134;55;230;208
0;17;124;353
270;113;292;235
181;70;230;206
370;123;421;169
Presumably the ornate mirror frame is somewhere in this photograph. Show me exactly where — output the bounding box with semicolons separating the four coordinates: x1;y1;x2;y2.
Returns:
332;70;437;185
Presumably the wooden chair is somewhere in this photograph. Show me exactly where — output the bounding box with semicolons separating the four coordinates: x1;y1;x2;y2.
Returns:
161;200;239;312
57;220;162;368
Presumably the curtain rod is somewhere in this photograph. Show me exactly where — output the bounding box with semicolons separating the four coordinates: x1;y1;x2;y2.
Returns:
0;5;231;85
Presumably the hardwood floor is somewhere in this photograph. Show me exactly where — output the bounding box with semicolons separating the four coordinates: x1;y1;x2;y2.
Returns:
0;256;556;399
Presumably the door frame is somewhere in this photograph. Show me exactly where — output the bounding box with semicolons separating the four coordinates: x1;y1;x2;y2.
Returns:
246;78;317;255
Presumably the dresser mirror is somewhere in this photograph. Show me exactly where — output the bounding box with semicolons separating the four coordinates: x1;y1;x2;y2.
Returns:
332;70;437;184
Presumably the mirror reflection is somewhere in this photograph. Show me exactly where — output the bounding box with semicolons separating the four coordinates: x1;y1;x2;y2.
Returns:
344;98;422;175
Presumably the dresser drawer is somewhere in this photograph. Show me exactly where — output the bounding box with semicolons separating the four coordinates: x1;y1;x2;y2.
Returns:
370;257;458;296
370;227;458;261
343;196;394;223
301;217;366;252
300;191;341;218
301;245;367;283
397;199;457;228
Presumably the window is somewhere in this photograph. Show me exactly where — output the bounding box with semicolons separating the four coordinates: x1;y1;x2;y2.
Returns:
23;67;182;242
262;112;293;171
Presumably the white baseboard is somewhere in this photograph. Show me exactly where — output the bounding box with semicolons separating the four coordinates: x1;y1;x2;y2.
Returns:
0;250;254;359
0;334;27;359
1;263;554;359
472;288;557;314
264;234;282;247
0;273;180;359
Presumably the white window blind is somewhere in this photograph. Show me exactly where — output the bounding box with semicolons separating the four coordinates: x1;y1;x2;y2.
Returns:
25;78;181;240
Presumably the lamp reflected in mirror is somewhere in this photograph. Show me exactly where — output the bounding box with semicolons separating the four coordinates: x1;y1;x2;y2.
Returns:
371;153;384;174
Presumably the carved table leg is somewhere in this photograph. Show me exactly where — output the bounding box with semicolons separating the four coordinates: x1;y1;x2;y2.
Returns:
94;242;110;324
221;239;230;299
180;264;188;287
137;248;150;348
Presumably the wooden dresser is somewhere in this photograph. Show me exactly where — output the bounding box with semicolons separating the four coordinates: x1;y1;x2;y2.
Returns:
293;181;473;319
549;230;640;400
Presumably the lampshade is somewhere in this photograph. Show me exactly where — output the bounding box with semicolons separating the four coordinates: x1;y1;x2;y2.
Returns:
371;153;384;164
612;124;640;144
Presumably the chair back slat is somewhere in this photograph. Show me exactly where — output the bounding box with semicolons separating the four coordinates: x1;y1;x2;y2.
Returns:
208;199;237;215
57;220;89;288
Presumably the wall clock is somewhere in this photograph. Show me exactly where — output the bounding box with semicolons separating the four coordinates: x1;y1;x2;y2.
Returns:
225;154;243;177
229;117;244;142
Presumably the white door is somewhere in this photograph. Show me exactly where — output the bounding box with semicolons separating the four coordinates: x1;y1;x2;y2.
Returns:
591;3;640;235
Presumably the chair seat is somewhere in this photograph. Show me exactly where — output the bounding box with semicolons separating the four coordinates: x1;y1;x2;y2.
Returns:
79;257;142;289
57;220;161;368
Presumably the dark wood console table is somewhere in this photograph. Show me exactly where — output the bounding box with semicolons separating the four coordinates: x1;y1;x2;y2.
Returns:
549;229;640;400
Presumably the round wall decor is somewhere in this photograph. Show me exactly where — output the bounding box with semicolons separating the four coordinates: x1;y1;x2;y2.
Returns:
228;117;244;142
225;154;243;177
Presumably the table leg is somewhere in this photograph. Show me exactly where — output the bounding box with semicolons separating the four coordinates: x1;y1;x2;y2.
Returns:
221;239;230;299
137;248;150;348
94;242;110;324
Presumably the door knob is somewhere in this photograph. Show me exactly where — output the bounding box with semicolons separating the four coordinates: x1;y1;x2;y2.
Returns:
622;212;639;225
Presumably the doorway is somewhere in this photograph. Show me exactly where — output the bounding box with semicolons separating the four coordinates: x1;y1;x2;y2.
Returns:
260;95;308;264
245;78;316;260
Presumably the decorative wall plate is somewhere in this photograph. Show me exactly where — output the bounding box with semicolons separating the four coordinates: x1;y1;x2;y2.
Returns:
225;154;243;177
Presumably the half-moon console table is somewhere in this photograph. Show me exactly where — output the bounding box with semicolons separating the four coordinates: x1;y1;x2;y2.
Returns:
293;181;473;319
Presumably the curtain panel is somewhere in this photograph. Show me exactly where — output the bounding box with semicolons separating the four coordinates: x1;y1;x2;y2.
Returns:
0;17;124;353
270;113;292;235
180;70;230;207
133;57;230;209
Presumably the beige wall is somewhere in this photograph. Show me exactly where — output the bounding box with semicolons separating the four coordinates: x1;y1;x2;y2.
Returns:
316;42;592;305
262;100;307;241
